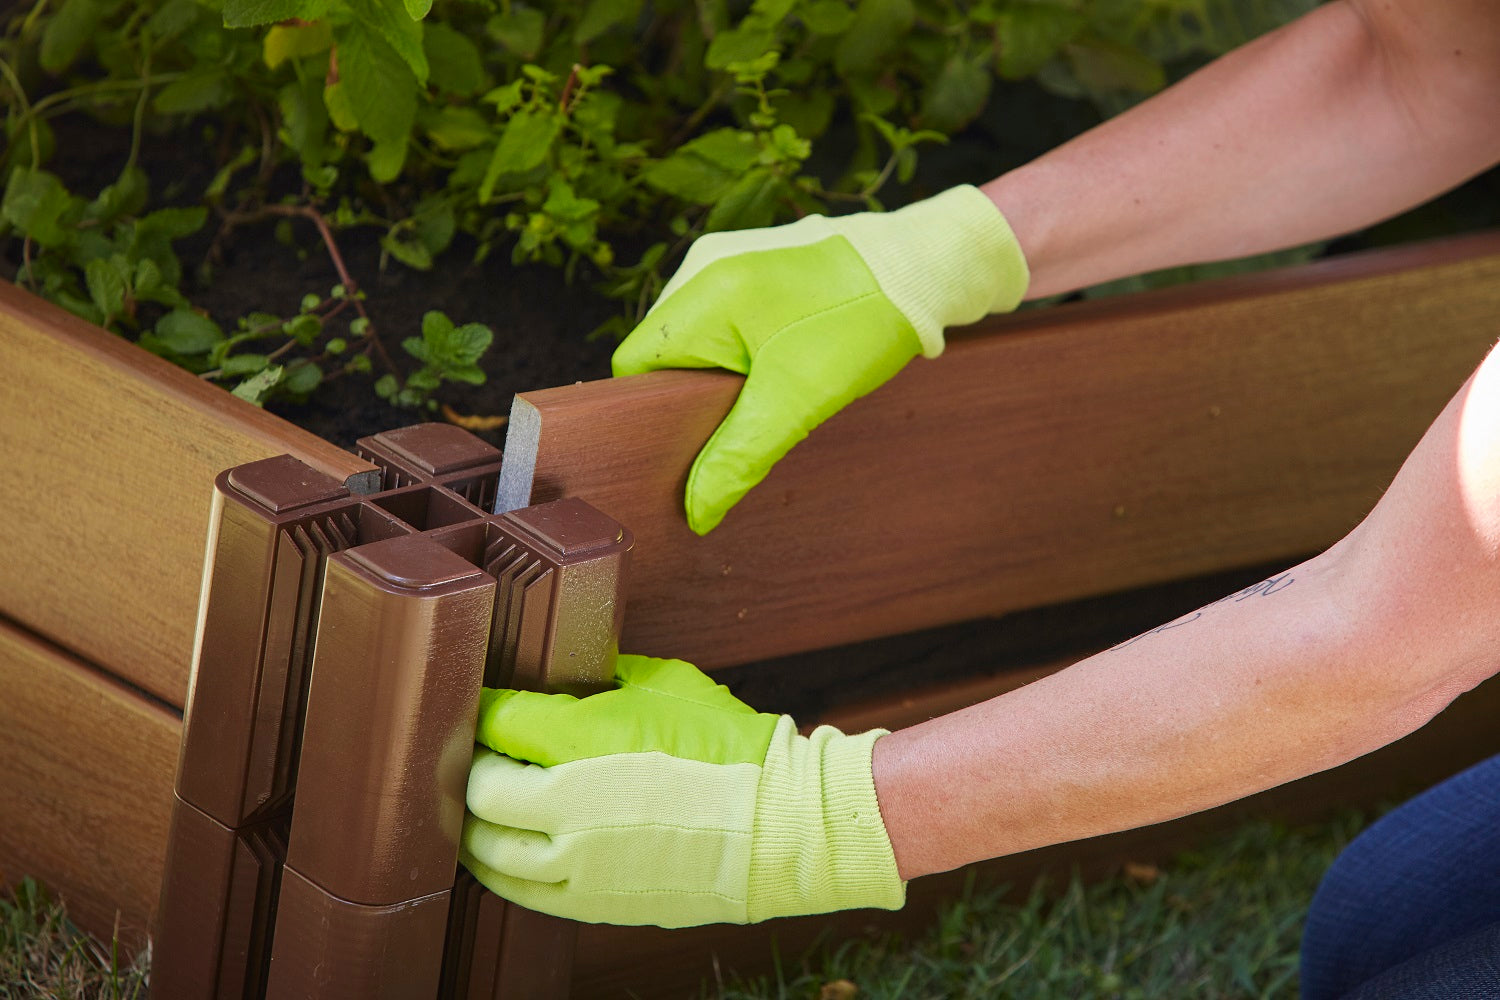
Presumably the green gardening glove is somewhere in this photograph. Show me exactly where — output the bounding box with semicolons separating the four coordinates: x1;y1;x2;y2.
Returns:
612;184;1029;534
459;655;904;928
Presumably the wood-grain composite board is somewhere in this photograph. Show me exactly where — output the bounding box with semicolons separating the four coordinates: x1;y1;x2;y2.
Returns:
498;232;1500;671
0;283;377;706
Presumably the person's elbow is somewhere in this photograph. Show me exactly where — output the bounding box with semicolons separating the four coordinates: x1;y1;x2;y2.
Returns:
1350;0;1500;163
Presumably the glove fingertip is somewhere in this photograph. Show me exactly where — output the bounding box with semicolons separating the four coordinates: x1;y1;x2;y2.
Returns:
686;492;729;536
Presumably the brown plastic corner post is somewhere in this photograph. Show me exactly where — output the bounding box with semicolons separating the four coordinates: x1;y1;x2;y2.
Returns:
435;500;632;998
264;497;632;998
155;422;632;1000
264;535;497;998
153;456;411;999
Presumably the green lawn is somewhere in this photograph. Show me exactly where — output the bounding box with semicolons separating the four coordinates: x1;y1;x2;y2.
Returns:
1;813;1363;1000
720;814;1365;1000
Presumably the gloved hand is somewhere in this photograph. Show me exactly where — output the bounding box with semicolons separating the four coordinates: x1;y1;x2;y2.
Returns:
612;184;1029;534
460;655;904;928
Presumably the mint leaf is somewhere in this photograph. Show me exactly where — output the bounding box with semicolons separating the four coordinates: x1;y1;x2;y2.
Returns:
918;52;992;133
221;353;271;376
478;109;560;202
136;206;207;241
337;23;419;145
223;0;331;28
282;361;324;395
348;0;429;84
40;0;99;73
487;8;545;59
420;309;454;342
424;21;484;95
704;167;782;232
834;0;914;76
155;309;225;354
994;4;1084;79
800;0;855;35
153;67;233;115
575;0;642;45
232;364;286;405
84;256;128;320
3;168;77;249
446;323;492;365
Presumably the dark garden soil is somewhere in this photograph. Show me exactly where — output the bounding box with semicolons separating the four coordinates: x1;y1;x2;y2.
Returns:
21;116;622;453
200;220;620;451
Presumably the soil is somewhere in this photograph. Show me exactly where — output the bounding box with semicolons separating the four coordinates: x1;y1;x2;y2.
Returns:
199;221;620;451
18;115;622;452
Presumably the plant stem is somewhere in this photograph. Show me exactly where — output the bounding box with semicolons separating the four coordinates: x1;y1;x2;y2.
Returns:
0;56;39;170
261;203;400;375
123;50;152;176
20;235;36;292
25;73;185;121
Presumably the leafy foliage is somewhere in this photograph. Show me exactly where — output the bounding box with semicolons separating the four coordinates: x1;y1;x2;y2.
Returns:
1;0;1316;401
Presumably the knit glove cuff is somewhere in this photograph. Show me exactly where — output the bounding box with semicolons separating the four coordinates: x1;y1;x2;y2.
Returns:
835;184;1029;358
747;719;905;922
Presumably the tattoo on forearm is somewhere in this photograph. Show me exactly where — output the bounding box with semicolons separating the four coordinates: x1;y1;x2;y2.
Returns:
1108;572;1296;651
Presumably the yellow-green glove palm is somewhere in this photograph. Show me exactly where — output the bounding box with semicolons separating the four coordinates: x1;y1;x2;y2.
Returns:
612;184;1029;534
460;655;903;928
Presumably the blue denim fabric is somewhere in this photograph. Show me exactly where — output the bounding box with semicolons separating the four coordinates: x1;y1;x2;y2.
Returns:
1300;752;1500;1000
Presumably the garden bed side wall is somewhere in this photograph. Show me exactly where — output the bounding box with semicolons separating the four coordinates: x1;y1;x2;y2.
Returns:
2;231;1500;975
0;283;376;946
0;281;377;706
501;232;1500;671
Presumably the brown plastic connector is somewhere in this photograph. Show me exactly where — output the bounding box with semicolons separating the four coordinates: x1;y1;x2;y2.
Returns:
155;424;632;1000
435;497;633;694
155;457;408;1000
357;422;503;511
156;429;497;999
265;536;496;998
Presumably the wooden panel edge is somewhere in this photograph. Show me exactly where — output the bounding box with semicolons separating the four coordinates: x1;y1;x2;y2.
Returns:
0;281;375;487
0;617;180;951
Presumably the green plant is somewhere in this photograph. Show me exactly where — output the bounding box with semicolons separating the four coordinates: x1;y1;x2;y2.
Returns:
376;309;495;409
1;0;1318;404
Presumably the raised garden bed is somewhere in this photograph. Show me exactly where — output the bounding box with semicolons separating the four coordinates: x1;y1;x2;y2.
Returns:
5;231;1500;996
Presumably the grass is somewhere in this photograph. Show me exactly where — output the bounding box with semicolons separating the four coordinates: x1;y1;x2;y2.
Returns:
0;813;1364;999
716;813;1367;1000
0;880;147;1000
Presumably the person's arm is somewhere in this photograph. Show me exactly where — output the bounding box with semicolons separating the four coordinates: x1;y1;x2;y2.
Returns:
875;339;1500;879
991;0;1500;298
613;0;1500;534
461;344;1500;927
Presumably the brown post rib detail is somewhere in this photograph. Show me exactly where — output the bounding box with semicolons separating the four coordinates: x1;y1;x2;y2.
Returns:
434;498;631;997
483;499;633;694
358;422;504;510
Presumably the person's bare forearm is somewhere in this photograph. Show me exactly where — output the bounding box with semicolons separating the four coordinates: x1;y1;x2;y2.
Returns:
874;343;1500;880
983;0;1500;298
